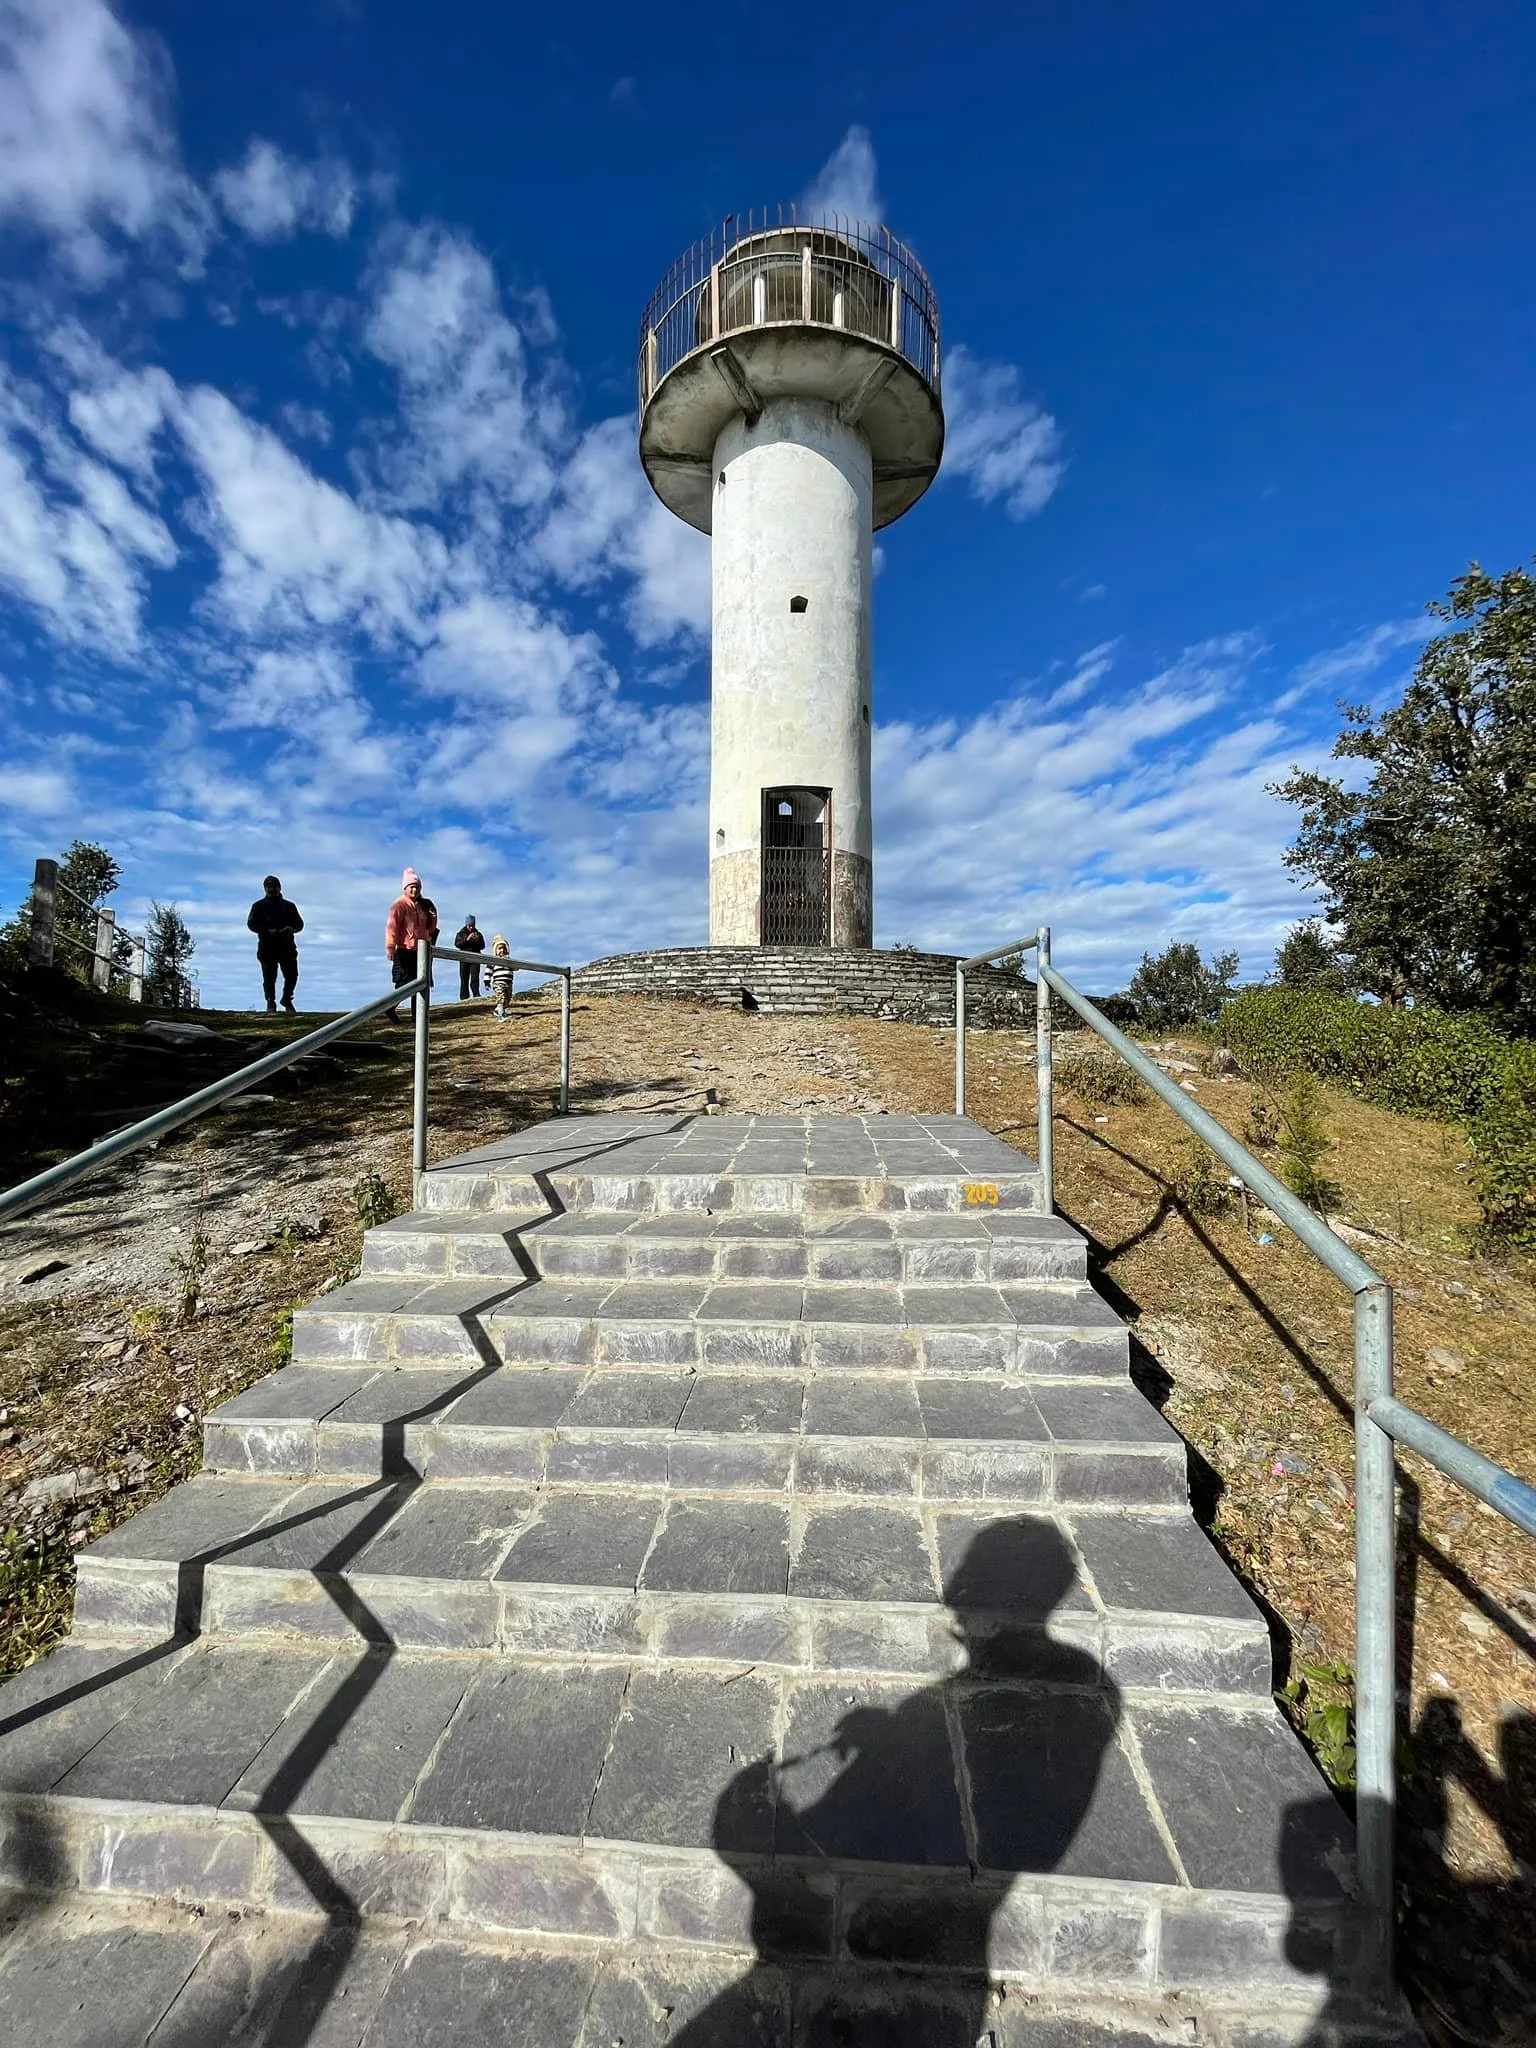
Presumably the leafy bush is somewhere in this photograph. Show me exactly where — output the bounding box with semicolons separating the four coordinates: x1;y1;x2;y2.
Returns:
1242;1094;1281;1151
1221;986;1536;1247
1058;1051;1150;1108
1468;1041;1536;1248
352;1170;398;1229
1278;1072;1340;1213
1126;942;1239;1031
1172;1139;1230;1217
1282;1658;1357;1791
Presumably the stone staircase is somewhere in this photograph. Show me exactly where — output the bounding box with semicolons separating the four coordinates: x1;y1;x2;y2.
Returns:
569;946;1037;1027
0;1114;1411;2045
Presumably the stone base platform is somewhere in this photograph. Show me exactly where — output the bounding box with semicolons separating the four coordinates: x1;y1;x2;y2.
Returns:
568;945;1035;1028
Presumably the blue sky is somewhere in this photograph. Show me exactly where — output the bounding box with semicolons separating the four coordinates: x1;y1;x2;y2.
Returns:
1;0;1532;1007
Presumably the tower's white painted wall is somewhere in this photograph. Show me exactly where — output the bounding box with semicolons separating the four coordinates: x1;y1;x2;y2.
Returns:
708;396;874;945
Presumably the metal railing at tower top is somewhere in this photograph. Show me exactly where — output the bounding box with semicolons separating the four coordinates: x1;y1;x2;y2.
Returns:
0;940;574;1227
637;209;942;414
955;925;1536;2014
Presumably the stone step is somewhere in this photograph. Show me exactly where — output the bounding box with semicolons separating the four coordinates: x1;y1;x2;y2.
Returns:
71;1475;1267;1693
361;1207;1089;1285
413;1113;1045;1218
291;1277;1125;1376
202;1364;1187;1507
0;1896;1414;2048
0;1637;1363;2029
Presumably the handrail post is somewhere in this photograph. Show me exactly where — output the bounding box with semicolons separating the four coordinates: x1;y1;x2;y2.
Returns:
412;938;430;1180
128;937;145;1004
92;908;116;994
1036;925;1053;1211
954;965;966;1115
559;969;572;1115
1353;1278;1397;2005
29;858;57;968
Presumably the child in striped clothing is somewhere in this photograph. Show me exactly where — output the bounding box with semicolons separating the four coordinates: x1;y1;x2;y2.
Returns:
488;937;515;1020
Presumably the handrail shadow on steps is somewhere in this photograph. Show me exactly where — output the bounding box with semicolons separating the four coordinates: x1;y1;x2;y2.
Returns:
954;923;1536;2012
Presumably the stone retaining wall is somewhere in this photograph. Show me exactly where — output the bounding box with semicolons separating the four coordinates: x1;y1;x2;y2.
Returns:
568;946;1036;1029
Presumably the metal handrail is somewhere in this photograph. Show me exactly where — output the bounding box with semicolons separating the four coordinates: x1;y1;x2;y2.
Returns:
638;209;941;414
0;935;578;1223
420;945;572;1170
0;976;426;1226
954;925;1536;2007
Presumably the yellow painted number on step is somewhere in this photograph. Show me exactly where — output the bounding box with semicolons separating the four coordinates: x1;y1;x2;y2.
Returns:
965;1183;1000;1206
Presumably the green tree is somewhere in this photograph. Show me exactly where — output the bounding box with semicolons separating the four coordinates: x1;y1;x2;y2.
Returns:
144;902;197;1011
1272;560;1536;1026
1126;941;1239;1031
1278;1071;1340;1213
1274;919;1354;995
0;840;125;981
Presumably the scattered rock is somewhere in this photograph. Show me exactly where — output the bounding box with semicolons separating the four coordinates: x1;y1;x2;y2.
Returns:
18;1259;68;1285
1446;1281;1473;1300
1210;1047;1242;1077
1459;1609;1495;1641
1324;1471;1350;1503
229;1239;270;1257
1274;1450;1311;1476
20;1467;103;1507
1426;1346;1466;1374
1400;1284;1422;1305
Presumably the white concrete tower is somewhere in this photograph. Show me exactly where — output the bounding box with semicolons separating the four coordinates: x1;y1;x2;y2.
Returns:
639;213;944;947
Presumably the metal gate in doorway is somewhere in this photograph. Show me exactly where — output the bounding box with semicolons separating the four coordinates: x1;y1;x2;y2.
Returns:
761;787;831;944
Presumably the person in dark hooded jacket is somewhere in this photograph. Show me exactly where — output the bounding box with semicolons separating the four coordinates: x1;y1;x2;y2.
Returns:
247;875;304;1013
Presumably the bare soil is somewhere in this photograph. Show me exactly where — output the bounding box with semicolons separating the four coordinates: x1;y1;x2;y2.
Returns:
1;986;1531;2044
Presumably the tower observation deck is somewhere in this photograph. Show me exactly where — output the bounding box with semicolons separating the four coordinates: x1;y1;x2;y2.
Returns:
638;212;944;949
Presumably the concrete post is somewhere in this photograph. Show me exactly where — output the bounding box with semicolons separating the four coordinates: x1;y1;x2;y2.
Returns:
91;908;117;993
28;859;57;967
128;936;145;1003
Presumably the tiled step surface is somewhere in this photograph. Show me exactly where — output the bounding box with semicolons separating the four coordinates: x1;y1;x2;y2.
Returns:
203;1363;1187;1506
0;1114;1390;2040
0;1895;1420;2048
71;1473;1268;1690
362;1207;1089;1285
413;1113;1046;1216
0;1637;1358;2021
291;1277;1125;1376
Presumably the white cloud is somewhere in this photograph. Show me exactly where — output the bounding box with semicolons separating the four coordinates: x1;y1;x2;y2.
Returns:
214;139;357;241
0;0;210;279
1044;641;1117;710
802;124;882;226
173;382;450;641
362;222;562;518
1274;617;1428;710
942;344;1064;518
0;364;175;653
866;633;1316;987
535;416;710;646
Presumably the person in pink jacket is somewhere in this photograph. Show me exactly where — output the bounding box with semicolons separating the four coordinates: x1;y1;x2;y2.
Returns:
385;868;439;1020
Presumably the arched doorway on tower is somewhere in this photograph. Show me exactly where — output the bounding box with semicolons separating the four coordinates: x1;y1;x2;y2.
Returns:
761;787;831;945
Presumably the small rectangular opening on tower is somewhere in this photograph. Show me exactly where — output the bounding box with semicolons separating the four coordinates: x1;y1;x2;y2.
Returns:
761;787;831;945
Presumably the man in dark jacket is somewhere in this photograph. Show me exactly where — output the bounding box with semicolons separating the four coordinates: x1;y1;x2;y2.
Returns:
247;875;304;1014
454;914;486;999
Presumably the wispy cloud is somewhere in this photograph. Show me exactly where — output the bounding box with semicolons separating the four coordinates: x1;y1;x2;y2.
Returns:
0;0;211;279
941;344;1064;518
1274;617;1428;710
802;124;882;225
214;139;357;241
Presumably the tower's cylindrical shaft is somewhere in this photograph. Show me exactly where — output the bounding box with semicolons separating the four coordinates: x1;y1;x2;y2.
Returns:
708;395;873;947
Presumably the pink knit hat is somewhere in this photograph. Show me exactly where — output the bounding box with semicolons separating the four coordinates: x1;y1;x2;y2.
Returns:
402;867;421;890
